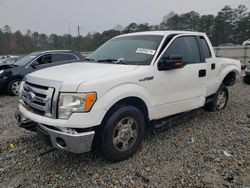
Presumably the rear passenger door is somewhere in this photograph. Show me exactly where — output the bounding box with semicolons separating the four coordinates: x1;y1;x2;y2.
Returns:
152;35;207;118
196;36;217;96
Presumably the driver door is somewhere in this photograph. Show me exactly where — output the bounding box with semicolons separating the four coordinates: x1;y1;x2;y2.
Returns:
151;35;207;119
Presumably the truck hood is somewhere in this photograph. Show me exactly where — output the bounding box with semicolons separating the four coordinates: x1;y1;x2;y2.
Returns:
28;62;138;91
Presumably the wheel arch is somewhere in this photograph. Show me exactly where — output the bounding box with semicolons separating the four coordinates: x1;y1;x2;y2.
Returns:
8;75;24;82
101;96;150;126
222;71;237;86
219;66;240;86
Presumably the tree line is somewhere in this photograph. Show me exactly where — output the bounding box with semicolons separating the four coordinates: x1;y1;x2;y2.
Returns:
0;4;249;55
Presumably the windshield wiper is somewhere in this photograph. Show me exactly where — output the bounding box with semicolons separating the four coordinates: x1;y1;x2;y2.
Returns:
97;58;127;65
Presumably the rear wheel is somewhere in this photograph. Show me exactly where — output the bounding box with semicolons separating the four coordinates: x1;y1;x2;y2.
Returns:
99;105;145;162
7;79;22;96
204;85;229;111
243;75;250;84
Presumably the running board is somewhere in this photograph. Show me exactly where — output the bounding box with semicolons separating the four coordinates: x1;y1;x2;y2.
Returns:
151;112;188;131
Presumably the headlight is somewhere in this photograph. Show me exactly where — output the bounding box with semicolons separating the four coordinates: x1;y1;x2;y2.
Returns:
0;70;4;74
58;92;97;119
19;81;25;98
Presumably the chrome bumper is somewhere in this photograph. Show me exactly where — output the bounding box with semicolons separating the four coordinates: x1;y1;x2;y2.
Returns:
37;124;95;153
15;109;37;131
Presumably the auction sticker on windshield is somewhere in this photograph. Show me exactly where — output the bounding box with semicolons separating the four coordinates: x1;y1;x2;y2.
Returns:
136;48;156;55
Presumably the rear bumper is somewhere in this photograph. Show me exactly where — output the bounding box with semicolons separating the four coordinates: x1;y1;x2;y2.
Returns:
37;124;95;153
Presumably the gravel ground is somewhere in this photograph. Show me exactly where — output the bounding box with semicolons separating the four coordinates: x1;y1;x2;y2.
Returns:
0;81;249;187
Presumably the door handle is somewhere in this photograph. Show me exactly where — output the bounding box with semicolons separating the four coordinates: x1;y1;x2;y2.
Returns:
199;69;206;77
211;63;216;70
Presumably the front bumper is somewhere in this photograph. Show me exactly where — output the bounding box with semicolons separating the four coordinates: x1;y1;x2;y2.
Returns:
37;124;95;153
0;79;8;93
19;103;106;129
15;109;37;131
16;109;95;153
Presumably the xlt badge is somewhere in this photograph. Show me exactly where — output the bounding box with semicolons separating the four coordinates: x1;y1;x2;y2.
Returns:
139;76;154;82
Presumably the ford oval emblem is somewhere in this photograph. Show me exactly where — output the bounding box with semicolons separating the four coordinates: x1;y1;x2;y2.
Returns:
27;91;36;102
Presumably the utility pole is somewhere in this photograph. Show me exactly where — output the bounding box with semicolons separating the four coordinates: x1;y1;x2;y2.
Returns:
68;22;71;50
77;25;83;52
77;25;80;37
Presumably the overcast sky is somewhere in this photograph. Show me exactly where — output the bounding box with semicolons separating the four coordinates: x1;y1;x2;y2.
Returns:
0;0;249;36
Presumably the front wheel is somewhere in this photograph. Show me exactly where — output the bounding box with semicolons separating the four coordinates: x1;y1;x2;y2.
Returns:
100;105;145;162
204;85;229;111
7;79;22;96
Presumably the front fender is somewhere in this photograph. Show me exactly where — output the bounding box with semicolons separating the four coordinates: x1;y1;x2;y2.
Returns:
218;64;241;84
96;82;153;118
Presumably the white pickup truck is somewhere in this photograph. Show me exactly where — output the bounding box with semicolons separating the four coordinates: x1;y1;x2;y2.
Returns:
16;31;241;161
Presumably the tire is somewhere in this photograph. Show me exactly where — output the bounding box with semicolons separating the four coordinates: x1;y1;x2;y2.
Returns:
204;85;229;112
243;76;250;85
7;79;22;96
99;105;145;162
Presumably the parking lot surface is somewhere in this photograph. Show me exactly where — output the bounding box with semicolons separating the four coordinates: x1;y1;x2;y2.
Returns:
0;82;249;187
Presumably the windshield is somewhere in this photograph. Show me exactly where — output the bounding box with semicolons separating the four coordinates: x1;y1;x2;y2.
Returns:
14;53;39;66
89;35;163;65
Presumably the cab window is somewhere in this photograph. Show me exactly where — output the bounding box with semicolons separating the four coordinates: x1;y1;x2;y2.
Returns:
162;36;201;64
198;36;211;60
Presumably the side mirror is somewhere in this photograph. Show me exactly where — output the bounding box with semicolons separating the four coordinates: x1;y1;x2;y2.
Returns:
30;61;39;69
158;55;185;71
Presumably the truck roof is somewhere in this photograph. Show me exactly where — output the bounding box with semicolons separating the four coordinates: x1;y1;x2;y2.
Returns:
118;30;205;37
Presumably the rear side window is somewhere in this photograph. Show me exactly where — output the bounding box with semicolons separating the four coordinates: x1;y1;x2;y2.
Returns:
52;54;77;62
199;36;211;59
162;36;201;64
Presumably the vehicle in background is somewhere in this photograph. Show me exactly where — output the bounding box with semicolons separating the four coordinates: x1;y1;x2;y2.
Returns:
0;50;84;96
0;56;22;64
242;39;250;46
0;55;20;63
219;43;236;47
0;55;11;63
243;64;250;84
15;31;241;162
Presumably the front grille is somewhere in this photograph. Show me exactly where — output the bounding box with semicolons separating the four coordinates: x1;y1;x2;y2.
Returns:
21;82;55;117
